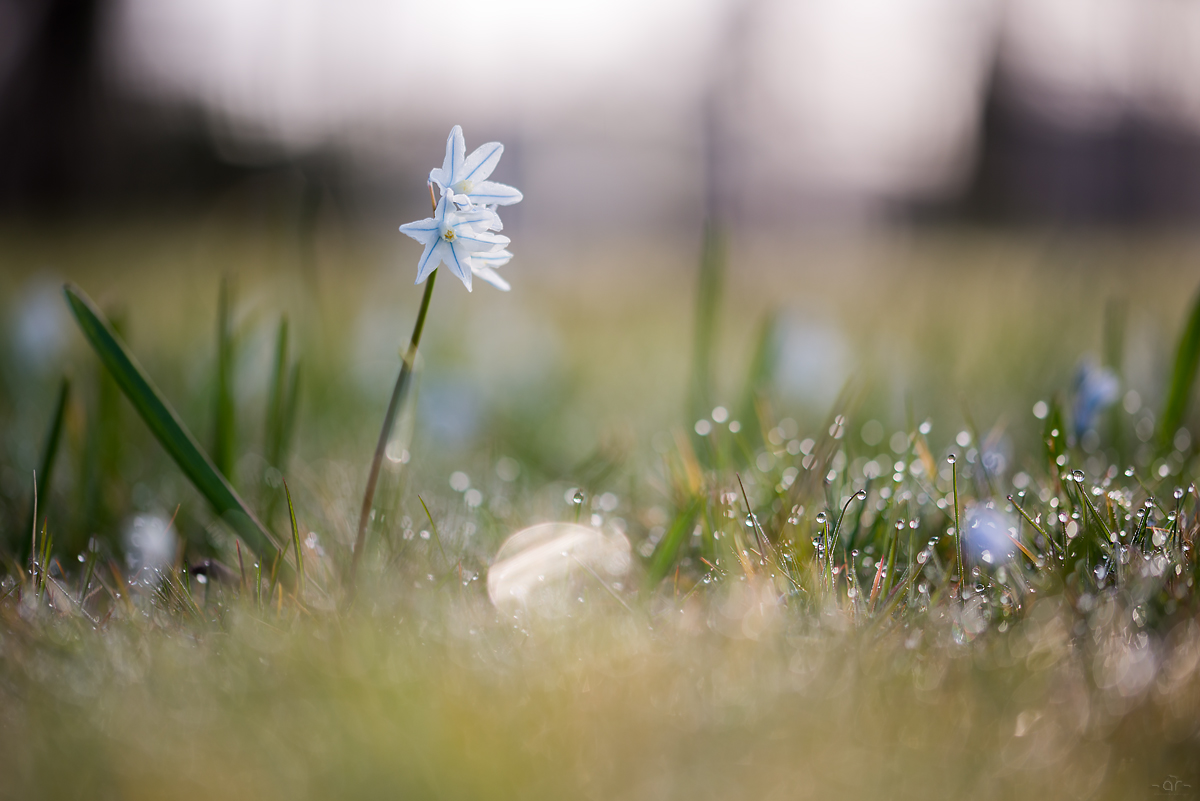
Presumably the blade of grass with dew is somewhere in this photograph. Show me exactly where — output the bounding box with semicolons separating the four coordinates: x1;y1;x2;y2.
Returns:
1043;396;1067;474
23;377;68;560
212;275;236;481
62;283;288;572
37;519;51;601
1160;283;1200;452
417;495;449;567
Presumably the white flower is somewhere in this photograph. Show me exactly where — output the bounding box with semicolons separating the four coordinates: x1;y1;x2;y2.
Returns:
470;248;513;291
400;125;523;291
399;189;509;292
429;125;523;209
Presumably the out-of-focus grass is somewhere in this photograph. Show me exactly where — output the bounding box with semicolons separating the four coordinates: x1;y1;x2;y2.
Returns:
1;596;1197;800
2;220;1200;799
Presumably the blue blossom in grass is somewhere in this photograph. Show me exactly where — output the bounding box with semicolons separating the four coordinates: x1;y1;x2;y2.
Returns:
399;189;509;292
1072;358;1119;440
964;503;1017;564
430;125;523;209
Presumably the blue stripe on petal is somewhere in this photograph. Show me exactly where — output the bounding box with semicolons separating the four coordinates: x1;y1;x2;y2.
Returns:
414;241;441;283
447;126;466;185
448;244;472;290
462;142;503;183
457;233;510;251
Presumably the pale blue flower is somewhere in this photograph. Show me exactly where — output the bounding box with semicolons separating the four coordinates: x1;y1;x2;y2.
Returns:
399;189;509;291
429;125;523;209
964;504;1017;563
1072;359;1119;439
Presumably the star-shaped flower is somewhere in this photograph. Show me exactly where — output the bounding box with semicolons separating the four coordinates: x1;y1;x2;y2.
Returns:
399;189;510;292
429;125;523;209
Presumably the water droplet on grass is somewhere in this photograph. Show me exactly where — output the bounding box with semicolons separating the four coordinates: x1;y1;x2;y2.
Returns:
947;454;957;465
1071;470;1085;483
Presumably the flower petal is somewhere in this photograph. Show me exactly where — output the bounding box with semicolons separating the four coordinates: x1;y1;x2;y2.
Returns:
399;216;440;244
454;229;510;253
455;207;502;231
414;239;445;284
429;125;465;188
461;141;503;184
445;241;473;291
471;248;513;268
471;264;511;291
467;181;523;206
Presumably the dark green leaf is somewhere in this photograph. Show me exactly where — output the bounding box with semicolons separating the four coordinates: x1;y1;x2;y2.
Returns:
62;283;286;569
1160;284;1200;451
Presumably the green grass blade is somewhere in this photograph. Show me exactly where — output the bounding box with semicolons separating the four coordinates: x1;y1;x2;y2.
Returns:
265;316;290;470
24;377;69;558
262;316;296;530
62;283;286;569
212;275;236;481
1160;283;1200;450
79;310;124;550
647;499;700;586
736;310;780;450
283;479;305;597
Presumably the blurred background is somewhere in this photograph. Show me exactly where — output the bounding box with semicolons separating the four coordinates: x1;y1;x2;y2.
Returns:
5;0;1200;226
3;0;1200;559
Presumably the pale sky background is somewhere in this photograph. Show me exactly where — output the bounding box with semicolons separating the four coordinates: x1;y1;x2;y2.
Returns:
87;0;1200;227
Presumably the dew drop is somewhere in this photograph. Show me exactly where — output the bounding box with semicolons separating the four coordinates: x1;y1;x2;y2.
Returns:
947;454;957;465
815;512;828;524
573;491;585;505
1071;470;1085;483
1174;487;1185;500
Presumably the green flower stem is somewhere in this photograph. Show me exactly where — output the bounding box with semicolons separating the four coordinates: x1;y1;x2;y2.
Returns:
349;270;438;591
